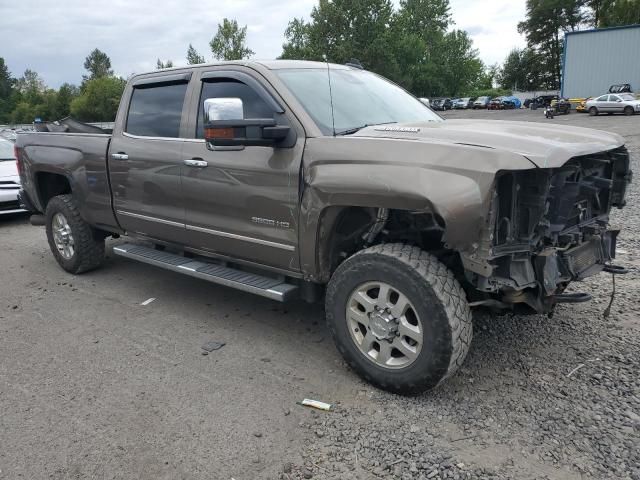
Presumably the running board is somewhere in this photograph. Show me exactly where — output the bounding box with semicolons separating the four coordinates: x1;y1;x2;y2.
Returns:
112;243;298;302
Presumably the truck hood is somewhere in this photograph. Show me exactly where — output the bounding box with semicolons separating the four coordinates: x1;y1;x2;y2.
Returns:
353;119;625;168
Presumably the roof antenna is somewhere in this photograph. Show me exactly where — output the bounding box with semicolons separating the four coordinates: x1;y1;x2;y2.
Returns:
323;54;336;137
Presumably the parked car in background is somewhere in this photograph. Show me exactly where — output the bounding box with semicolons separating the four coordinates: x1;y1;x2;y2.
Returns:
527;95;558;109
472;96;490;109
551;98;571;114
502;96;522;109
431;98;452;111
609;84;632;94
453;98;471;109
576;97;592;113
586;93;640;116
488;97;505;110
0;137;25;215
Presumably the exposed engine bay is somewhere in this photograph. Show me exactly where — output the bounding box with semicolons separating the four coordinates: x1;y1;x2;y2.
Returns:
466;146;631;312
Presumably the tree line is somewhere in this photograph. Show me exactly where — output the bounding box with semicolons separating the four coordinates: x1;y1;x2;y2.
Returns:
1;0;638;124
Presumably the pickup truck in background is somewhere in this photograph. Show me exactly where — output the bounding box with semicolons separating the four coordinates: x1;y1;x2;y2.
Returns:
16;60;632;394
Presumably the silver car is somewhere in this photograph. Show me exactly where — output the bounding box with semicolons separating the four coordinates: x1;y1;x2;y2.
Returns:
0;138;25;215
586;93;640;116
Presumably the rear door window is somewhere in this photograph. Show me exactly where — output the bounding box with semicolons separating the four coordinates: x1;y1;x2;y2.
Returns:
126;82;188;138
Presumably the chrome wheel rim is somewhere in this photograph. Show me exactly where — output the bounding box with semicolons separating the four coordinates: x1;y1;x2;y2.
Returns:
52;213;75;260
346;281;423;369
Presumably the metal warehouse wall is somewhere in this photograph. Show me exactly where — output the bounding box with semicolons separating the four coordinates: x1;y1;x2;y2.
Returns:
562;25;640;98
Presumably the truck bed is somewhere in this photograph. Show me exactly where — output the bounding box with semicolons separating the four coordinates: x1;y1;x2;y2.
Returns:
16;131;119;231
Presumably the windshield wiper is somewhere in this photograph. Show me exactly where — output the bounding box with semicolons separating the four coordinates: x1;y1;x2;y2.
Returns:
334;122;397;136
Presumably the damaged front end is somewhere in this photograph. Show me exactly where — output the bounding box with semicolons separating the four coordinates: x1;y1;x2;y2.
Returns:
462;146;632;313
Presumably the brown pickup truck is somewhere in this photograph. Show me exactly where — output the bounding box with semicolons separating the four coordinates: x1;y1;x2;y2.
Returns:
16;60;632;394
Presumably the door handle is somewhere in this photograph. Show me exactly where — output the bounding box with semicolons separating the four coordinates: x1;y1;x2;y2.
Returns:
111;153;129;160
184;159;208;168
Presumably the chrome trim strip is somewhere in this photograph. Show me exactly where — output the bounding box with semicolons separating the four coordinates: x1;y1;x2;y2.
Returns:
117;210;296;251
122;132;185;142
117;210;185;228
186;224;296;251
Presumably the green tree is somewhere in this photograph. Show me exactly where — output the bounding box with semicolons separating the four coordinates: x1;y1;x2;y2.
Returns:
280;18;316;60
55;83;79;118
517;0;584;89
156;59;174;69
598;0;640;26
70;76;126;122
278;0;483;97
0;57;15;122
498;47;542;91
209;18;254;60
187;44;206;64
436;30;485;96
281;0;400;78
83;48;113;84
15;69;45;97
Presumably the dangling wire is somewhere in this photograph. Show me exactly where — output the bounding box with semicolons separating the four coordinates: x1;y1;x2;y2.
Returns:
603;273;615;318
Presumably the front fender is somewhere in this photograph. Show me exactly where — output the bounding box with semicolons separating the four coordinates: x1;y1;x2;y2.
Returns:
298;136;535;280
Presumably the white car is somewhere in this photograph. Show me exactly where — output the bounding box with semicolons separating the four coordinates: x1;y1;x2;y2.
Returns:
586;93;640;116
419;97;430;107
0;138;25;215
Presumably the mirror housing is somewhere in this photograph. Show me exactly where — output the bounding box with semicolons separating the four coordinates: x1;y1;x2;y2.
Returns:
203;97;290;147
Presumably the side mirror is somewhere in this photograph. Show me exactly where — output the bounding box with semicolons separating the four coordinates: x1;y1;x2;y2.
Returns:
203;97;290;147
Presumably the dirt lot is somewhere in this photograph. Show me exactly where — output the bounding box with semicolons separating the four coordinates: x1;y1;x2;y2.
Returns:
1;109;639;480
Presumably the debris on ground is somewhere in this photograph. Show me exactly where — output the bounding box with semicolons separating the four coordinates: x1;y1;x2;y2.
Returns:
201;340;226;352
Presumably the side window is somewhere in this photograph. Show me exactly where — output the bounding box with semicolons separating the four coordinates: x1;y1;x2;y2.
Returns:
609;95;620;102
126;82;188;138
596;95;608;102
196;79;274;139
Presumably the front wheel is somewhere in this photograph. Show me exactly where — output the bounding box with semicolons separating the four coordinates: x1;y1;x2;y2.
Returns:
325;243;473;394
589;106;598;116
45;194;105;274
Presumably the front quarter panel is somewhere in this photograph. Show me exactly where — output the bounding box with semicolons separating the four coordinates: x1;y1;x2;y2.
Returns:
299;136;535;280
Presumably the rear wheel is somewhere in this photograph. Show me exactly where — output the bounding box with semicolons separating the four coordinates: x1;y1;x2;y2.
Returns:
45;195;105;274
624;106;634;116
589;106;598;116
325;243;472;394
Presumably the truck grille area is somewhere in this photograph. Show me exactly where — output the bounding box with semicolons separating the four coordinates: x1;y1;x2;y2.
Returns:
482;147;630;298
493;146;629;254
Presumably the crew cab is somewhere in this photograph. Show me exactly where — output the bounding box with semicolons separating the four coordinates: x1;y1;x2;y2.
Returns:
16;60;632;394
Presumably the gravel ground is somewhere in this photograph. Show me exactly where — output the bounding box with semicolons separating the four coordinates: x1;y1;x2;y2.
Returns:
1;109;638;480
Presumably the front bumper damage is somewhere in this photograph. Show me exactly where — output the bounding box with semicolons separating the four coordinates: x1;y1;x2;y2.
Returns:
462;146;632;313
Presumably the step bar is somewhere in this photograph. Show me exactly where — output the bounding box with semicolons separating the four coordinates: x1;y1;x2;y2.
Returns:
112;243;298;302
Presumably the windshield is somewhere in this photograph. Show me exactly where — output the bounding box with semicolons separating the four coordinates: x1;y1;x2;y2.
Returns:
619;94;635;101
275;68;442;135
0;139;15;160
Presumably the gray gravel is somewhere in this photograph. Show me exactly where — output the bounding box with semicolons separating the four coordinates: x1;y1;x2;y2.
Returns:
1;109;639;480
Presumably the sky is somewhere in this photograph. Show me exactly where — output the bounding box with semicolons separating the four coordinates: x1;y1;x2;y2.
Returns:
0;0;527;88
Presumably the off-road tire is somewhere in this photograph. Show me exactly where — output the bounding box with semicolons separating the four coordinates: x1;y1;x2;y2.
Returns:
589;106;598;116
45;194;105;274
325;243;473;395
624;106;634;116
